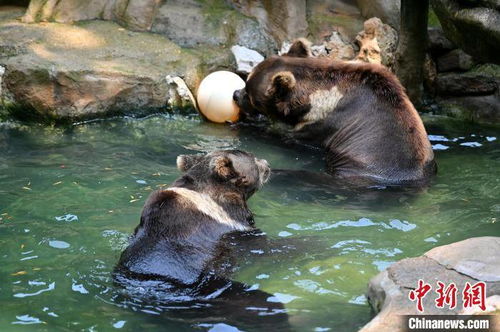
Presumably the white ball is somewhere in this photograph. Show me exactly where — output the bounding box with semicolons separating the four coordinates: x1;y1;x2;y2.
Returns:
196;71;245;123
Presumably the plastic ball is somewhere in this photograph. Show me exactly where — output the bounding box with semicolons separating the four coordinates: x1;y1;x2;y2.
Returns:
196;71;245;123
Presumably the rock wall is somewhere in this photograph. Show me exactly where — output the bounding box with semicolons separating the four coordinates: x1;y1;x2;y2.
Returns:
2;1;500;123
432;0;500;65
20;0;277;55
0;10;213;121
424;27;500;123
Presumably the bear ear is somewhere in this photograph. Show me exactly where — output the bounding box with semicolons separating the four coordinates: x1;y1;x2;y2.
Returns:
285;38;312;58
176;154;204;172
266;71;296;97
210;155;234;179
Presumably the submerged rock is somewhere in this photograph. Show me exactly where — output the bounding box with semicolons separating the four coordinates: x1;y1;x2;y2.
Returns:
361;237;500;332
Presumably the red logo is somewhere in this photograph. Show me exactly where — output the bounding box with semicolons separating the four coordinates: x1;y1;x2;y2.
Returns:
409;280;487;312
463;281;486;311
409;279;432;312
435;281;457;309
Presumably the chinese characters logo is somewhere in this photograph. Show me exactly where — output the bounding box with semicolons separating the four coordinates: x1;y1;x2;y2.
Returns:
408;279;486;313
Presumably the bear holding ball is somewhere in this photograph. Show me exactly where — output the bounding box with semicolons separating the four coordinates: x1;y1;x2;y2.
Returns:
233;38;437;185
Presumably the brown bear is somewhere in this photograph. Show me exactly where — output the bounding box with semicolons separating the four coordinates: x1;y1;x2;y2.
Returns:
233;38;436;185
114;149;270;286
112;150;291;328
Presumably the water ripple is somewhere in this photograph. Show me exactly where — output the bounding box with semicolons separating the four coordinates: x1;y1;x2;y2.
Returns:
13;282;55;298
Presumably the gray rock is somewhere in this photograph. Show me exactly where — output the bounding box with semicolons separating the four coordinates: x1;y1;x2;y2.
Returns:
113;0;161;31
436;49;474;72
21;0;161;31
310;30;356;60
356;0;400;30
306;0;365;42
151;0;225;48
426;237;500;282
230;45;264;74
20;0;276;55
355;17;398;69
0;65;4;95
0;18;205;121
361;237;500;332
427;27;455;55
165;76;197;109
435;72;498;95
438;94;500;123
432;0;500;64
228;0;308;45
151;0;275;55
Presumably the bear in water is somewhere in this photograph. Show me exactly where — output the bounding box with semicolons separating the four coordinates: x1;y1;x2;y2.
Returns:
113;150;290;329
114;149;270;287
233;38;436;185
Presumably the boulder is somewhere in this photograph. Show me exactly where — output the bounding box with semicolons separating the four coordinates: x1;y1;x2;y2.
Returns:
356;0;400;30
228;0;308;45
151;0;275;55
305;0;365;42
309;30;356;60
435;73;498;95
432;0;500;64
113;0;161;31
151;0;225;48
361;237;500;332
20;0;276;55
437;94;500;123
22;0;161;31
426;238;500;282
436;49;474;72
0;18;206;121
165;76;197;110
427;27;455;55
231;45;264;74
355;17;398;69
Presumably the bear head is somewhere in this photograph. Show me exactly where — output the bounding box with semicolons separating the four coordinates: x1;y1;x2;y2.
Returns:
175;150;270;198
233;38;315;125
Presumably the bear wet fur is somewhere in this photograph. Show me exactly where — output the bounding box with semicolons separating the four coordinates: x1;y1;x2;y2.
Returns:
234;38;436;185
114;150;270;287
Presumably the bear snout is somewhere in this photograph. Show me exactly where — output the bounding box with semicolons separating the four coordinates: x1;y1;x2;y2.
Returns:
256;158;271;185
233;89;242;102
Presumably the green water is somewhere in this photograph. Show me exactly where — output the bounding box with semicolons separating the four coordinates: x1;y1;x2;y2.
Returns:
0;114;498;331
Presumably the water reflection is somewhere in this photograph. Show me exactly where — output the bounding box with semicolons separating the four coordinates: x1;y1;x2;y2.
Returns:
0;115;498;331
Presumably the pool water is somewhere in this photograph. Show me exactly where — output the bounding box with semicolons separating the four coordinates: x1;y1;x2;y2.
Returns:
0;114;498;331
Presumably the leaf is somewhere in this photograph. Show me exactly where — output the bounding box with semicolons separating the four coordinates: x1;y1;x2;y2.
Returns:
11;271;27;276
